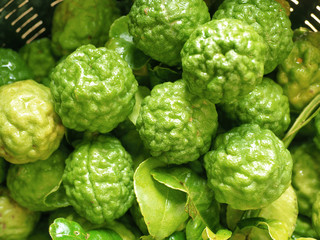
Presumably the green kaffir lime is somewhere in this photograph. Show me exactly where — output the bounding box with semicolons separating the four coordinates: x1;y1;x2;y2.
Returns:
277;34;320;113
204;124;293;210
0;187;40;240
181;18;266;104
128;0;210;66
0;48;33;86
0;80;65;164
50;44;138;133
136;80;218;165
19;38;56;82
219;77;291;137
6;148;69;212
63;135;134;224
291;142;320;217
212;0;293;74
51;0;120;56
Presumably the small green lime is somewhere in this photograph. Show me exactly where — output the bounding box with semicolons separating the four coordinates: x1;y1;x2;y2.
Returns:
291;142;320;217
220;77;291;137
0;187;40;240
7;148;69;211
19;38;56;82
0;80;65;164
51;0;120;56
128;0;210;66
63;135;134;224
50;44;138;133
0;48;33;86
204;124;293;210
277;33;320;113
136;80;218;164
181;18;266;104
212;0;293;74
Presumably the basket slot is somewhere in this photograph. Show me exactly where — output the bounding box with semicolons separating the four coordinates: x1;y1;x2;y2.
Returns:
289;0;320;31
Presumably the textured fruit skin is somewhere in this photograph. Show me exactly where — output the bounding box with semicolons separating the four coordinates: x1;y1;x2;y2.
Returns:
291;142;320;217
0;187;40;240
220;77;291;137
128;0;210;66
0;48;33;86
136;80;218;165
63;135;134;224
277;38;320;113
181;18;266;104
50;44;138;133
0;80;65;164
19;38;56;82
212;0;293;74
51;0;120;56
7;148;68;212
204;124;293;210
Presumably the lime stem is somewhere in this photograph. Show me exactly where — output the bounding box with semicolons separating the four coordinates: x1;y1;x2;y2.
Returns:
282;94;320;148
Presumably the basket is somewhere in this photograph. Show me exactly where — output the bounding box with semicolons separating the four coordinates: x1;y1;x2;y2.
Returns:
0;0;319;50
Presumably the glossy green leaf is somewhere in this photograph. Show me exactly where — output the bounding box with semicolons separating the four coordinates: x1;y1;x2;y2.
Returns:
128;86;150;125
134;158;189;240
49;218;88;240
87;229;122;240
148;65;182;88
106;15;150;70
202;227;232;240
104;220;137;240
109;16;133;42
106;38;149;70
186;215;206;240
44;182;70;209
151;166;220;232
237;217;288;240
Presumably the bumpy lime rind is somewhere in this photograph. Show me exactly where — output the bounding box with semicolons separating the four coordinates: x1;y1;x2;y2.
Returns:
291;142;320;217
128;0;210;66
51;0;120;56
50;44;138;133
19;38;56;82
213;0;293;74
0;80;65;164
136;79;218;165
0;48;33;86
204;124;293;210
220;77;291;137
7;148;69;212
63;135;134;224
181;18;266;104
0;187;40;240
277;37;320;113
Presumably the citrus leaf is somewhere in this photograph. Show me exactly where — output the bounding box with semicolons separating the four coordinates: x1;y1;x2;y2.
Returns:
202;227;232;240
44;182;70;209
49;218;88;240
87;229;122;240
128;86;150;125
237;217;288;240
106;16;150;70
151;166;220;232
109;16;133;42
134;158;189;240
